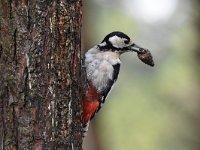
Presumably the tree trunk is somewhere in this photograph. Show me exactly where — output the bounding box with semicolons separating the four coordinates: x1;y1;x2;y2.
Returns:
0;0;82;149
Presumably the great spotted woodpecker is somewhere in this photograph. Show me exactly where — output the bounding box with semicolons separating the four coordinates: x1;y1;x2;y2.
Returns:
82;31;154;136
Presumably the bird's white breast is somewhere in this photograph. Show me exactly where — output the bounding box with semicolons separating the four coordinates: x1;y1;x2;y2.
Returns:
85;46;121;92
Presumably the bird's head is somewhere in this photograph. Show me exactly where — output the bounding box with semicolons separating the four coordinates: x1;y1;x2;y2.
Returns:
98;31;154;66
98;31;143;53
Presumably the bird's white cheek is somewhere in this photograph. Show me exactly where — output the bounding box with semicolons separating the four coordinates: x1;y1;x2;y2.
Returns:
109;36;127;48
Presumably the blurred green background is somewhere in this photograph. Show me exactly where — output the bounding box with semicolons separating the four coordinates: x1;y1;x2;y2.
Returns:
82;0;200;150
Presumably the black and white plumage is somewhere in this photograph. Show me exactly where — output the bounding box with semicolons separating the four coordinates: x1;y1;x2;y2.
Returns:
85;32;136;93
82;31;151;136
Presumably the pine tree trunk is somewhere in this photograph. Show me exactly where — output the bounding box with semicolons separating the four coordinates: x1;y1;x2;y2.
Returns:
0;0;82;149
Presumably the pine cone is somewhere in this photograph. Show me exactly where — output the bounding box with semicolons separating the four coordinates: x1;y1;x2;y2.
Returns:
137;49;154;67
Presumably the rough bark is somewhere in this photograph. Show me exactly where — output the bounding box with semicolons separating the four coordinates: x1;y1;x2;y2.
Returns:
0;0;82;149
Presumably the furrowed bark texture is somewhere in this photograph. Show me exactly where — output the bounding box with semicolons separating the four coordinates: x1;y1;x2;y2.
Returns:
0;0;82;149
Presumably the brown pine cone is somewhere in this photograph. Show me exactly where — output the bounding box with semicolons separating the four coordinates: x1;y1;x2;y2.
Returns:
137;49;154;67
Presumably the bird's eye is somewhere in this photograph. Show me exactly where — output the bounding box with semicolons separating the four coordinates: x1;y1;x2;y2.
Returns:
124;40;129;44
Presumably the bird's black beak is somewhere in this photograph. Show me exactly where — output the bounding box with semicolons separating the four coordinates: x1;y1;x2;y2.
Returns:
129;43;144;53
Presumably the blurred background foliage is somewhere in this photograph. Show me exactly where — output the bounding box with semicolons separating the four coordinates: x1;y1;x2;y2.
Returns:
82;0;200;150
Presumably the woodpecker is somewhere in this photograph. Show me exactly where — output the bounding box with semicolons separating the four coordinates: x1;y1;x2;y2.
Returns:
82;31;154;136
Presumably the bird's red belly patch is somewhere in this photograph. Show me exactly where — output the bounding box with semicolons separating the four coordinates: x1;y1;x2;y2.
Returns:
83;100;99;126
82;85;100;126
